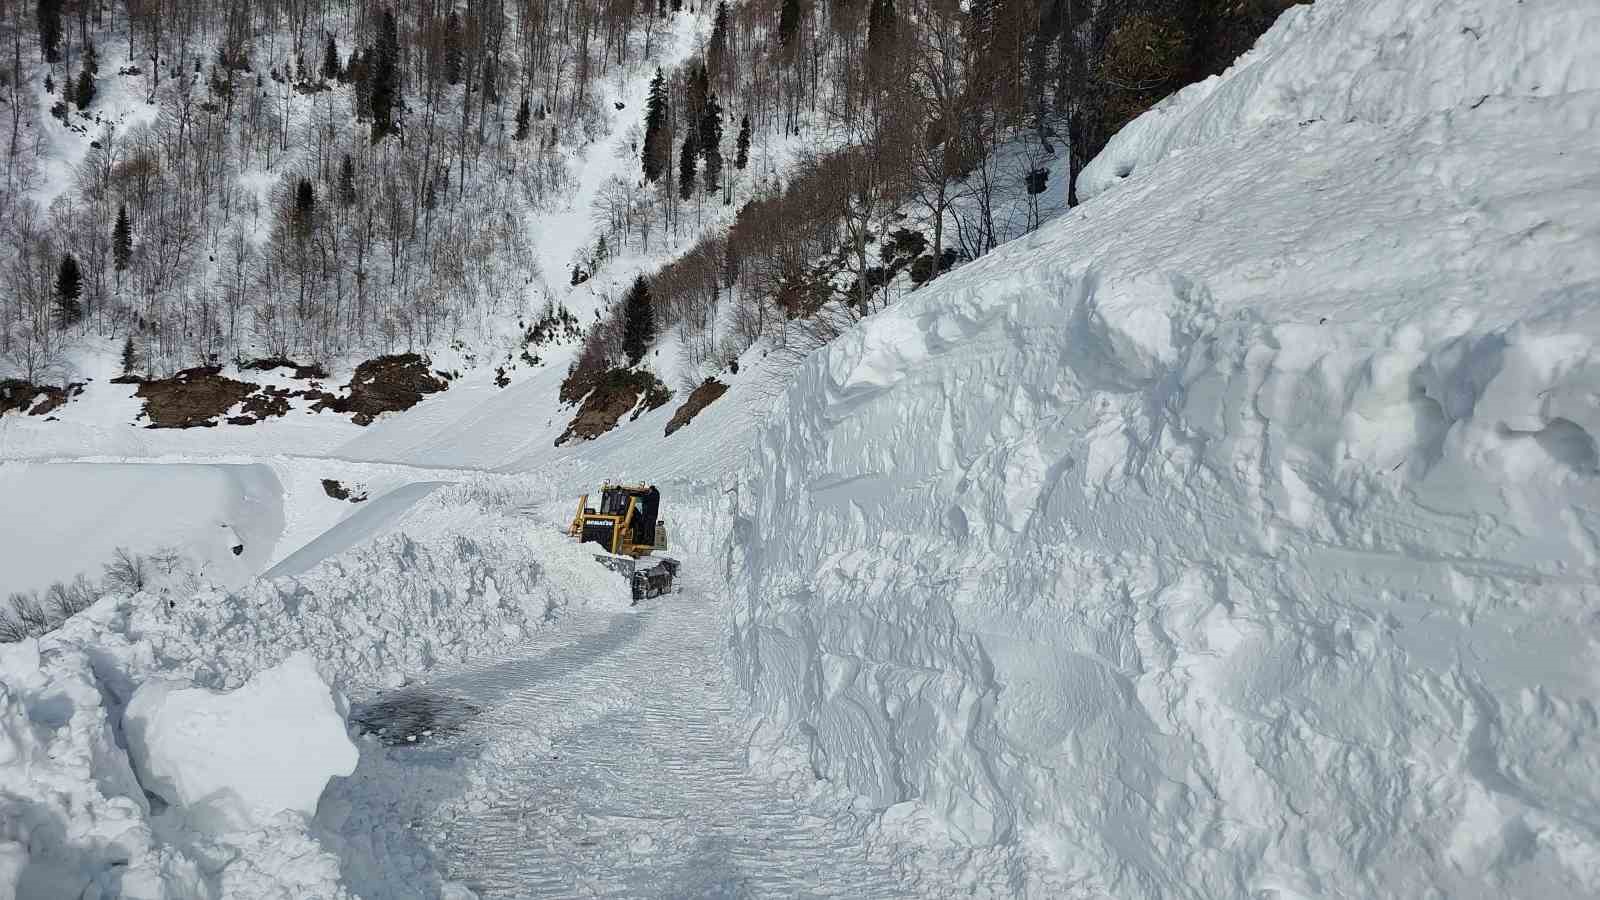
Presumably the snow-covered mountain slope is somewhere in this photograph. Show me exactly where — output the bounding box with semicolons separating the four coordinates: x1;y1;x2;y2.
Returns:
729;0;1600;896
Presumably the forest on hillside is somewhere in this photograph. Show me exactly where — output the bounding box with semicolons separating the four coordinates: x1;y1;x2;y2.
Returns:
0;0;1292;388
582;0;1296;381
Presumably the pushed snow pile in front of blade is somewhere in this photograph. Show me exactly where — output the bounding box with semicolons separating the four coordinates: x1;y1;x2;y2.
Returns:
730;1;1600;897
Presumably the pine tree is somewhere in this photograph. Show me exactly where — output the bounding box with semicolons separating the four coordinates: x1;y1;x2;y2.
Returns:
37;0;63;64
686;65;709;128
641;69;669;182
54;254;83;329
293;178;316;238
351;49;373;117
338;154;357;206
868;0;897;53
120;336;138;377
322;35;340;81
83;40;98;75
445;11;464;85
622;276;655;365
735;114;751;170
482;56;499;105
514;95;531;141
678;134;698;201
370;10;400;142
779;0;801;49
700;93;724;194
112;204;132;284
74;67;95;110
708;2;731;78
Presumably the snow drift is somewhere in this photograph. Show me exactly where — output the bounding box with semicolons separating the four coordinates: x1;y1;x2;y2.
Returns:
730;0;1600;896
0;461;284;597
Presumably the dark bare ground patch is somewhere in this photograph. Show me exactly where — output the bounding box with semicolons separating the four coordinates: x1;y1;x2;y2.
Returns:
664;378;728;437
0;380;85;418
556;368;672;446
311;353;449;426
240;356;329;380
321;478;369;502
136;367;257;428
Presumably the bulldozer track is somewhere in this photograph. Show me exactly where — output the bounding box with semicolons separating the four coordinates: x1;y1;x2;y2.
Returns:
350;572;934;898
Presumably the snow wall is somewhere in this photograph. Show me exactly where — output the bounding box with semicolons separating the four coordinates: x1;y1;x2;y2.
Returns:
729;0;1600;896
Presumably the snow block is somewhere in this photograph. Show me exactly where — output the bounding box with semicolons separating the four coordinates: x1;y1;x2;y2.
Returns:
123;652;357;833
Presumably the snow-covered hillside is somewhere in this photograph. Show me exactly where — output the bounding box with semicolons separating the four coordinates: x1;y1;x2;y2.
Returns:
5;0;1600;896
730;0;1600;896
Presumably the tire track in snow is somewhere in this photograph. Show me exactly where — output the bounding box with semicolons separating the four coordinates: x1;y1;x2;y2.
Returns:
371;576;930;898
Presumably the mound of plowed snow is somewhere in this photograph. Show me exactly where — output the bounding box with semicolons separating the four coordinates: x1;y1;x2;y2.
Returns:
0;483;627;897
731;0;1600;896
124;652;357;832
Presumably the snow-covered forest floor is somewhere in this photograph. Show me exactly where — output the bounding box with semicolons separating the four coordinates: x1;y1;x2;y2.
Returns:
5;0;1600;897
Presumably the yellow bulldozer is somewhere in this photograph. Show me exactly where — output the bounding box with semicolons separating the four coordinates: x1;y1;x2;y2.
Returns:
569;483;679;603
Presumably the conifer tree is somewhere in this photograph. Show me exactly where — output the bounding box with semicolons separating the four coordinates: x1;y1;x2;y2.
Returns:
515;95;531;141
322;35;340;81
622;276;655;365
779;0;801;48
708;3;731;78
54;254;83;328
37;0;63;64
445;11;464;85
112;204;132;286
678;134;698;201
293;178;316;239
74;67;95;110
735;114;751;170
482;56;499;105
370;9;400;142
868;0;897;59
120;336;138;377
686;65;709;127
641;69;669;182
700;94;724;193
338;154;357;206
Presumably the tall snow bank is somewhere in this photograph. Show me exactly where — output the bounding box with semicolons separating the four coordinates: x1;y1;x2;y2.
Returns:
1079;0;1600;201
124;652;358;833
730;0;1600;895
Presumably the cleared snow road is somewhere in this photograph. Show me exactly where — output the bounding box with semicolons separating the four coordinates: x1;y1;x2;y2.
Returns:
334;571;941;899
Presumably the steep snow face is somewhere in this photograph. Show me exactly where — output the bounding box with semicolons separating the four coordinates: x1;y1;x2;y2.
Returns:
730;1;1600;896
1078;0;1600;202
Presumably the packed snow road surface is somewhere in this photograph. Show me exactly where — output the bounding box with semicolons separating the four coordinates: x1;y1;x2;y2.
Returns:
345;574;950;899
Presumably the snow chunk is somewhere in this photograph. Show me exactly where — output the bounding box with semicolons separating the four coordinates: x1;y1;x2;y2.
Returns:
124;652;357;833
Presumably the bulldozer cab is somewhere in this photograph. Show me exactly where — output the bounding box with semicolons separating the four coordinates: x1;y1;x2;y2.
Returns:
571;484;667;557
